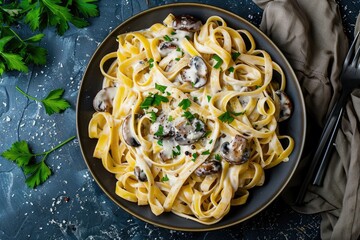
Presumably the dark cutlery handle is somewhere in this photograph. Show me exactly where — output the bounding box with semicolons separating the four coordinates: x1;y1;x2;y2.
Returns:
295;93;347;204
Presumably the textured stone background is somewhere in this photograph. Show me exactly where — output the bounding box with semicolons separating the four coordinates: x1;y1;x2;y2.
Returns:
0;0;358;239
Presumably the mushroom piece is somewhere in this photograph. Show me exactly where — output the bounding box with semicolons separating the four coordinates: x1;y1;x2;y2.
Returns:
275;90;293;122
150;114;174;139
195;160;222;177
174;117;206;145
158;41;177;57
122;114;141;147
180;56;208;88
173;15;202;32
93;87;117;112
134;166;147;182
220;135;250;165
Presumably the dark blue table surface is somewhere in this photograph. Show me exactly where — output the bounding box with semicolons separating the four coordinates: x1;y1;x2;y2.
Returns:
0;1;358;239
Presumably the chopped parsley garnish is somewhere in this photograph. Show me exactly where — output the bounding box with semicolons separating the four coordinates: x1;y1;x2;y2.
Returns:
207;95;212;102
171;31;176;35
195;122;202;132
168;115;173;122
205;130;212;137
166;91;171;96
178;99;191;110
161;175;169;182
148;58;154;69
154;125;164;137
228;67;235;73
185;36;191;40
176;46;181;52
155;83;167;93
148;111;157;123
231;52;240;61
192;152;199;162
164;35;172;42
172;145;181;157
215;154;221;161
201;150;211;155
193;96;198;102
182;111;195;120
175;58;180;61
209;139;213;144
140;93;169;109
157;140;163;146
218;111;235;124
212;54;223;69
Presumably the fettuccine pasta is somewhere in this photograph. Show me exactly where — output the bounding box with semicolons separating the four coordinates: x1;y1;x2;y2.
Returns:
88;14;294;224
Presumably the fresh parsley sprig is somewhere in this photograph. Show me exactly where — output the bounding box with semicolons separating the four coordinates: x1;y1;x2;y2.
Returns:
218;110;246;124
16;86;71;115
140;93;169;110
1;136;76;188
0;27;47;75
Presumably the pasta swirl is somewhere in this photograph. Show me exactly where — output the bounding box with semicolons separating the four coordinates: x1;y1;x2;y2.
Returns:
89;14;294;224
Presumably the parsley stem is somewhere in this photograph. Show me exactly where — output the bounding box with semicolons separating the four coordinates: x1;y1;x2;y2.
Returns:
16;86;41;102
8;28;24;44
34;136;76;157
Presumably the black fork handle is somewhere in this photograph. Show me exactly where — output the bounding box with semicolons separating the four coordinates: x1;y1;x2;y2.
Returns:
295;91;348;204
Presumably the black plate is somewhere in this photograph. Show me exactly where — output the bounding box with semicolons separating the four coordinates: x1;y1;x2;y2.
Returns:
76;3;306;231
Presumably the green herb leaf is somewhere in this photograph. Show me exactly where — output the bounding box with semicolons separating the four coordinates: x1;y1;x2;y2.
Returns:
215;154;221;161
154;125;164;137
178;99;191;110
228;67;234;73
207;95;212;102
218;111;235;124
155;83;167;93
168;115;173;122
192;152;198;161
209;139;213;144
41;89;71;115
164;35;172;42
16;87;70;115
212;54;223;69
157;139;163;146
171;31;176;35
193;96;198;102
148;111;157;123
153;94;169;106
1;136;75;188
140;96;154;109
205;130;212;137
175;57;180;61
161;174;169;182
201;150;211;155
231;52;240;61
140;93;168;109
172;145;181;157
182;111;195;120
23;161;51;189
0;140;34;167
148;58;154;69
195;122;202;132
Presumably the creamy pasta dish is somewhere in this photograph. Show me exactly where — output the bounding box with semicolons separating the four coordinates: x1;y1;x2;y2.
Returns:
88;14;294;224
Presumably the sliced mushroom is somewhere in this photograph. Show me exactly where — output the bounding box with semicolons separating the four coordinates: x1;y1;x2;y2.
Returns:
173;15;202;32
275;90;292;122
93;87;117;112
220;135;250;165
122;114;141;147
134;166;147;182
174;117;206;145
180;56;208;88
150;114;174;139
195;160;222;177
158;41;177;57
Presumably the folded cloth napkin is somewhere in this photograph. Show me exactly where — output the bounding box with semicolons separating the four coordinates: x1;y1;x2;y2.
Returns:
252;0;360;239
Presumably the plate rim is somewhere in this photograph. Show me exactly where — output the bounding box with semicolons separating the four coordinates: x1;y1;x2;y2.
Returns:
76;2;307;231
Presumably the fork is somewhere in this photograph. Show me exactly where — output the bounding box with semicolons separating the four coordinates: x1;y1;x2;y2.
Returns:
296;31;360;204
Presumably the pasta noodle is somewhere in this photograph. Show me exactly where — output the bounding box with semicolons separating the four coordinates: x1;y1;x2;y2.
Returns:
88;14;294;224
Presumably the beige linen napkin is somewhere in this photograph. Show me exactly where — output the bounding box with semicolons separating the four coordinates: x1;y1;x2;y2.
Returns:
252;0;360;239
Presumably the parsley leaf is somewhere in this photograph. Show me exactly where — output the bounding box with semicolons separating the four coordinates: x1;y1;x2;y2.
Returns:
218;111;235;124
16;86;71;115
212;54;223;69
1;140;33;167
215;154;221;161
148;111;157;123
231;52;240;61
140;93;169;109
207;95;211;102
191;152;198;162
154;125;164;137
164;35;172;42
161;174;169;182
182;111;195;120
155;83;167;93
228;67;234;73
1;136;75;188
178;98;191;110
168;115;173;122
157;139;163;146
172;145;181;157
202;150;211;155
